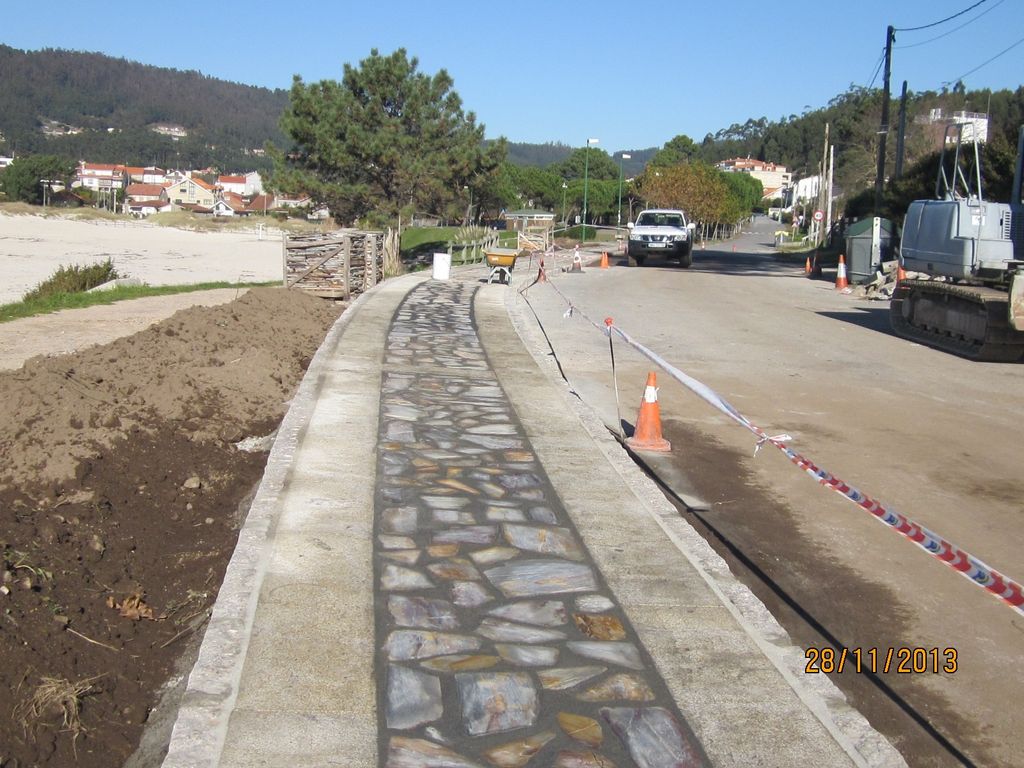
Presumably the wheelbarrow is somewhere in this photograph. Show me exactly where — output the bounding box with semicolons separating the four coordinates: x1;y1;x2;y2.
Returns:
485;248;519;285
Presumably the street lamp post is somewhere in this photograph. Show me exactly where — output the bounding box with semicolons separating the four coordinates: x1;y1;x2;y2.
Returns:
582;138;599;237
617;153;631;227
561;182;568;226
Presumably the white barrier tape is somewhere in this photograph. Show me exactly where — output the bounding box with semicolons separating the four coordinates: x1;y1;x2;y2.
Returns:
535;274;1024;616
755;434;793;457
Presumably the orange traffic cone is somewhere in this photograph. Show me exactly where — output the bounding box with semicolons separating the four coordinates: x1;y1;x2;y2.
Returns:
625;372;671;452
804;256;812;276
835;254;849;290
600;252;609;269
897;261;907;283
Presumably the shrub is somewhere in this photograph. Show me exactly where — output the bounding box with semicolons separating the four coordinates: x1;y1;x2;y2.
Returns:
23;259;120;301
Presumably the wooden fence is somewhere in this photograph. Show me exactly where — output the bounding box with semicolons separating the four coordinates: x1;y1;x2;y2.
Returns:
283;229;384;298
446;231;502;265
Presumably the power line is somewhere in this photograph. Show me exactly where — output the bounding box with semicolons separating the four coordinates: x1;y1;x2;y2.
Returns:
942;33;1024;85
895;0;989;32
866;48;885;89
895;0;1006;49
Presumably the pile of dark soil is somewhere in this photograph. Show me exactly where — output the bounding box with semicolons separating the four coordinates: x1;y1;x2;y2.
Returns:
0;288;342;767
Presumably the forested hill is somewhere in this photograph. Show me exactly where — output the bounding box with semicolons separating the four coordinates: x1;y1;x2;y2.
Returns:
503;142;656;177
0;45;289;171
689;84;1024;203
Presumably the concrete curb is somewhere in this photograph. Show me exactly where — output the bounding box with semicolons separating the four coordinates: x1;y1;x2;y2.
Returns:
160;277;421;767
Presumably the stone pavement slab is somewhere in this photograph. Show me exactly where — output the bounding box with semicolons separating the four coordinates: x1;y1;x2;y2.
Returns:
162;267;905;768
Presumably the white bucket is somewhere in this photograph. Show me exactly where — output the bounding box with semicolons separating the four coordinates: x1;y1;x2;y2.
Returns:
432;252;451;280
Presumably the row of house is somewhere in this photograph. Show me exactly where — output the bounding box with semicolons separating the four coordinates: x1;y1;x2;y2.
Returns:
76;163;263;195
72;161;323;218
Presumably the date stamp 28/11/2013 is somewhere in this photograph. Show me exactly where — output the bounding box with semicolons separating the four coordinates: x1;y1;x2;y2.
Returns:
804;647;958;674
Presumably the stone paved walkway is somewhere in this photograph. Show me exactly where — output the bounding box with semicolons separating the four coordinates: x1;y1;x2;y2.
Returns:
374;281;708;768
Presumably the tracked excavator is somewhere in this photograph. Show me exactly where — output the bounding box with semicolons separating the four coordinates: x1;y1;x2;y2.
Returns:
891;125;1024;361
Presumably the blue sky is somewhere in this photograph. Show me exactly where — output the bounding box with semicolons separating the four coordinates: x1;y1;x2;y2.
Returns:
3;0;1022;154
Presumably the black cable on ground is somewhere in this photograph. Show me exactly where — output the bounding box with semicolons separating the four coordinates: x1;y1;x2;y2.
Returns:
621;436;977;768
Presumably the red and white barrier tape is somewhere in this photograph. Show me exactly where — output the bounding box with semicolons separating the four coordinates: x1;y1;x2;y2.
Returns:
530;266;1024;616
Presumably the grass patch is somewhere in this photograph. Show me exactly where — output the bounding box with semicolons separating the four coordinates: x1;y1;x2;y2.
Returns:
148;210;324;234
400;226;460;259
0;201;48;216
400;226;522;261
1;281;278;324
557;225;617;242
23;260;120;301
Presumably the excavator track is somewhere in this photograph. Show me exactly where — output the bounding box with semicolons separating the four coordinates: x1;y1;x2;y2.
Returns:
890;279;1024;362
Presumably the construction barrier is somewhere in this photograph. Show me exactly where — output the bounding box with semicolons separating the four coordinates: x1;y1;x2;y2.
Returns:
520;262;1024;617
836;254;849;290
625;371;671;452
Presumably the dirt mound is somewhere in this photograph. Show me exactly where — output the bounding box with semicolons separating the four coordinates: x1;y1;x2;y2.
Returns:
0;287;341;767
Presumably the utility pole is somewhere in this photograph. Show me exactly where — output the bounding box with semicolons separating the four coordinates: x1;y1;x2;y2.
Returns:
817;122;829;245
617;153;631;227
582;138;598;236
874;25;895;212
895;80;909;180
825;143;835;246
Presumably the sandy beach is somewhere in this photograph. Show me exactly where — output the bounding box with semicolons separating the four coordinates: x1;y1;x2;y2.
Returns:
0;212;285;304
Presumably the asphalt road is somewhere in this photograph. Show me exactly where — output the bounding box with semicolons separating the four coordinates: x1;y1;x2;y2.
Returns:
513;217;1024;768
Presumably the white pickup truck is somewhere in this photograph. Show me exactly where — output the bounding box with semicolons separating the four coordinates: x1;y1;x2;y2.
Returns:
627;209;696;267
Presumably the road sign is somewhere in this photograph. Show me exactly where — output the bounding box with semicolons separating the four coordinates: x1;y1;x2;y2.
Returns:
813;209;824;222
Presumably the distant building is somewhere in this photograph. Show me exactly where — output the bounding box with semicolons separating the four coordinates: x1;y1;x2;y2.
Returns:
75;162;128;191
792;175;822;205
122;166;167;184
40;119;82;137
125;183;166;202
217;171;263;196
914;108;989;144
211;191;254;217
247;193;276;214
150;124;189;140
126;199;171;217
277;192;313;208
165;176;216;208
716;158;792;200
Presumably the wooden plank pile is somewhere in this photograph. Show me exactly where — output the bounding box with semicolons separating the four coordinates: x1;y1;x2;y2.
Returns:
283;229;384;298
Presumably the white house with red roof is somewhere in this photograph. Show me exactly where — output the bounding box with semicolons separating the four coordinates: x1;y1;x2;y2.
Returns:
716;157;792;200
217;171;263;196
126;199;171;217
121;166;167;185
76;162;128;191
